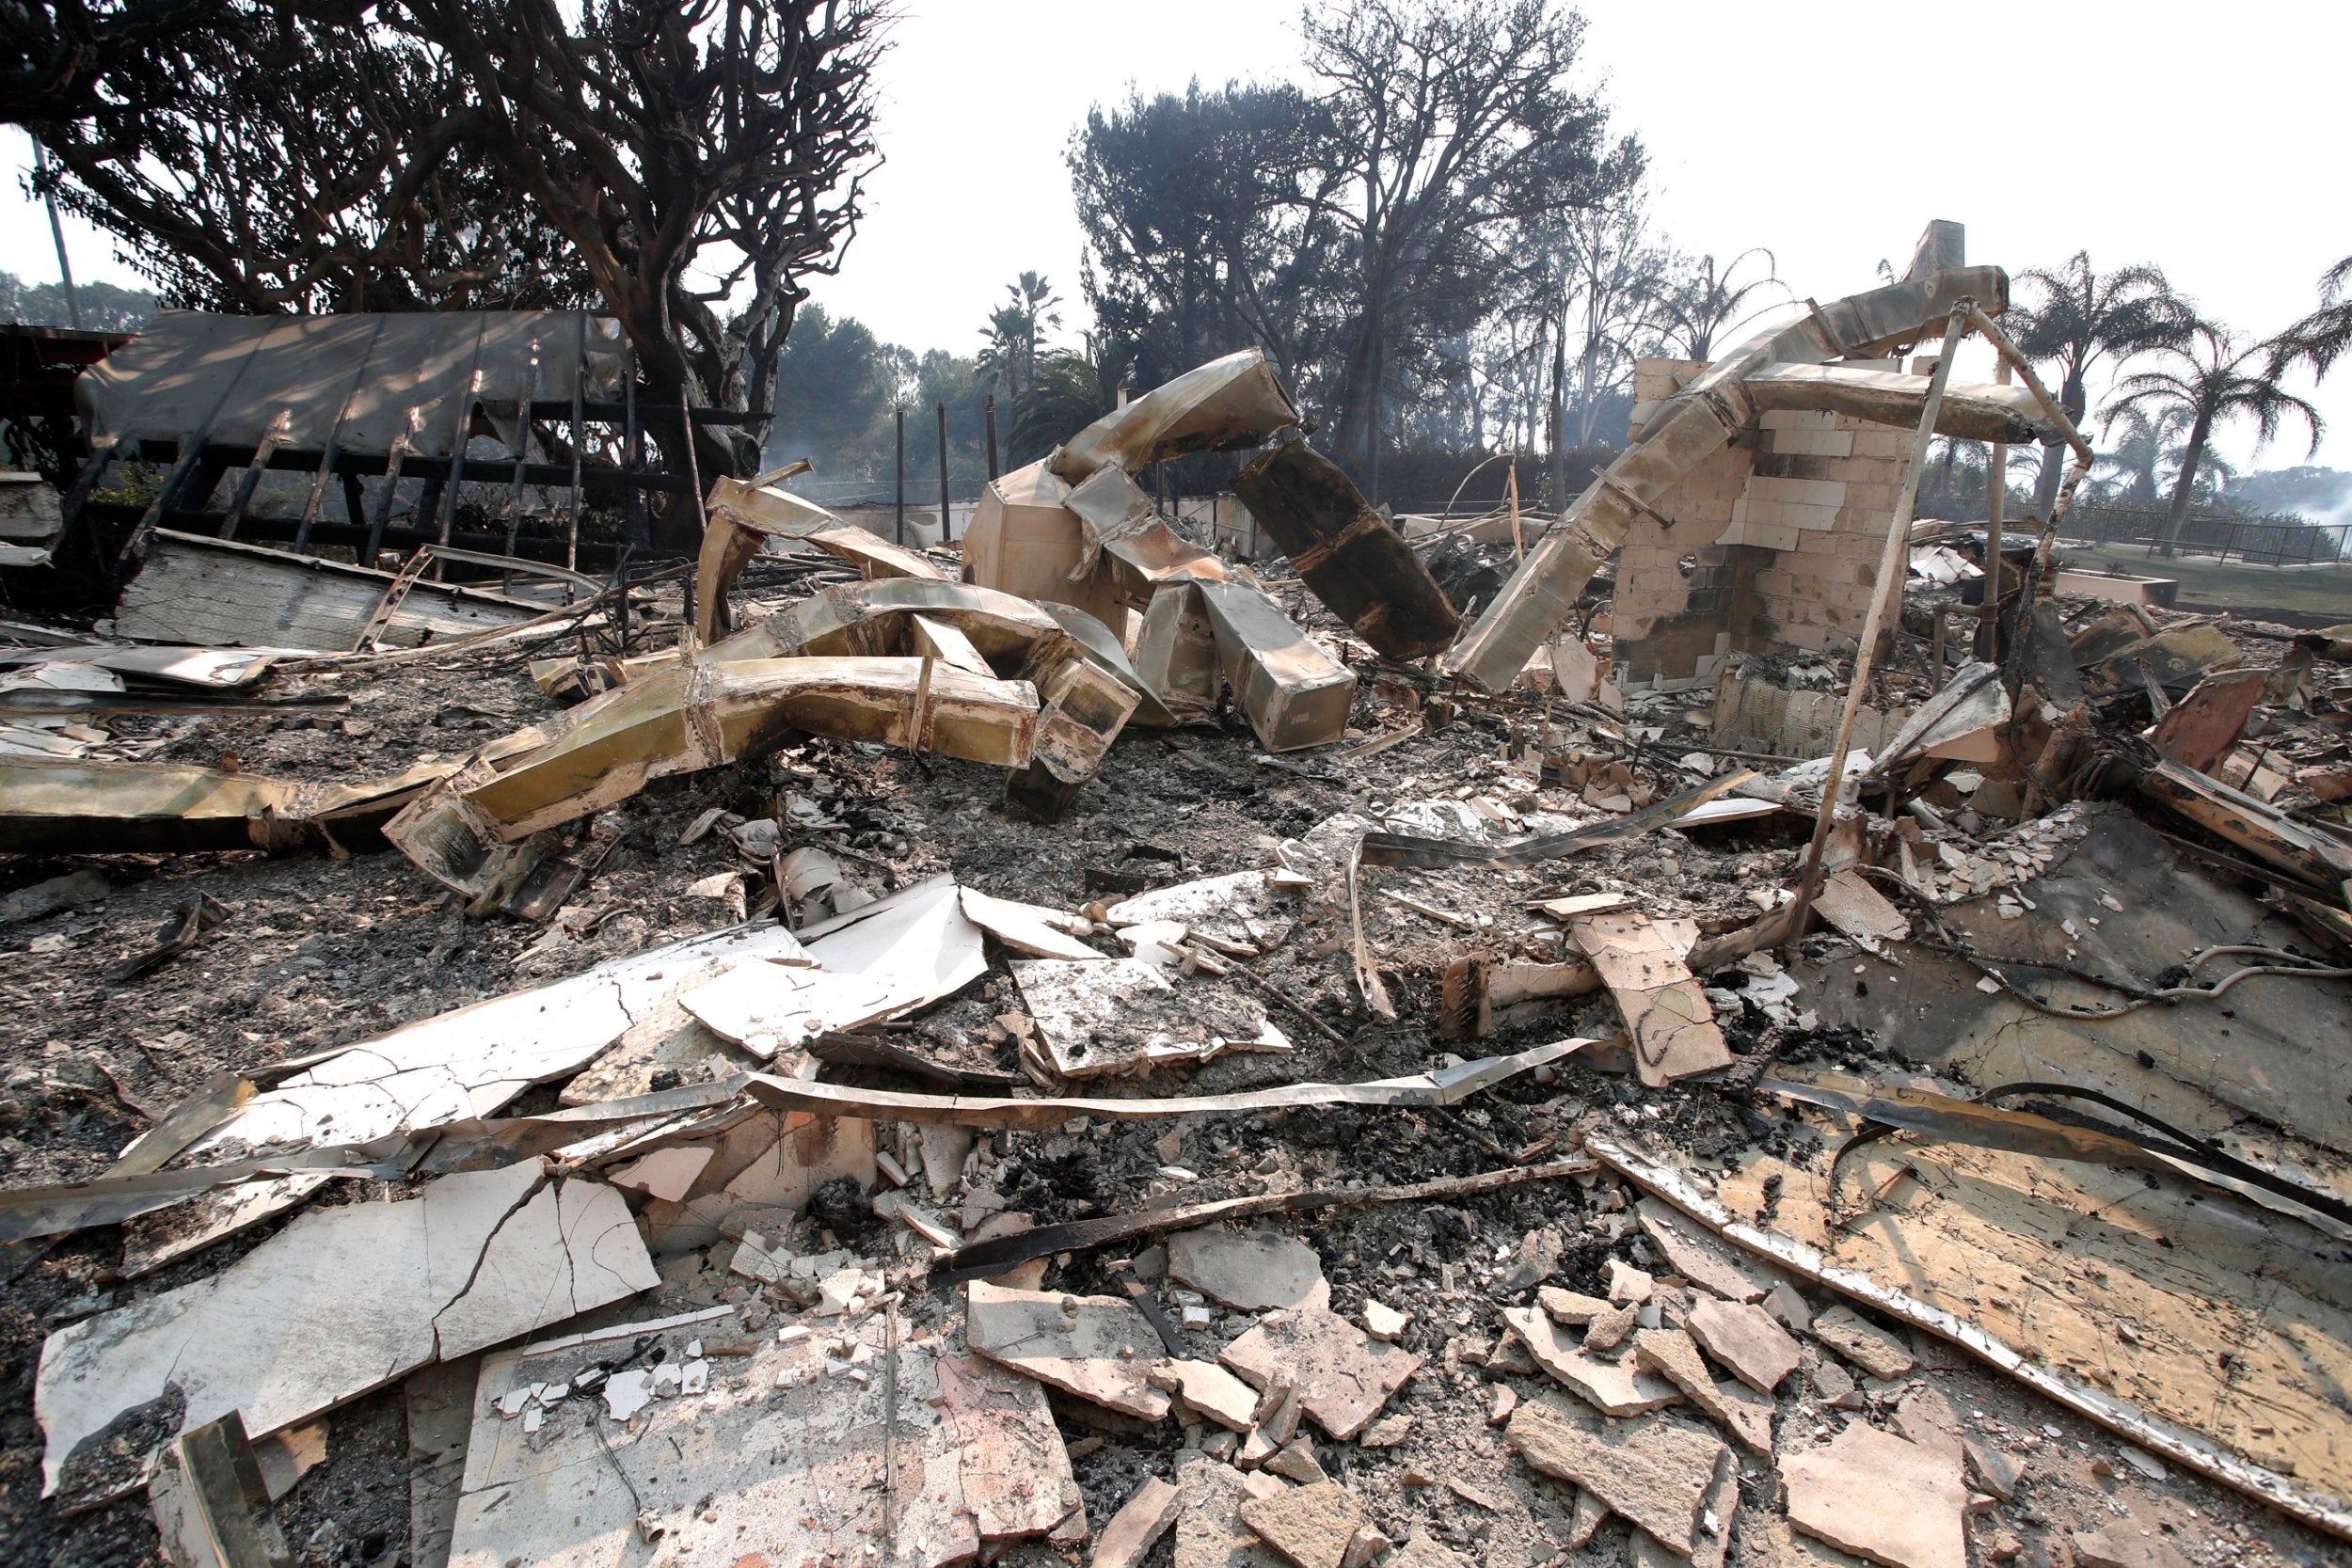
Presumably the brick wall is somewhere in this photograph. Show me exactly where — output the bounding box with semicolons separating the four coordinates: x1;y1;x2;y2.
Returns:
1614;357;1909;690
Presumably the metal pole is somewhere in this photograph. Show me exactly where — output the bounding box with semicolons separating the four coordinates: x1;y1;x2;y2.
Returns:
1979;358;2008;658
31;139;82;330
1787;304;1971;944
983;396;1000;481
894;407;906;546
935;401;951;545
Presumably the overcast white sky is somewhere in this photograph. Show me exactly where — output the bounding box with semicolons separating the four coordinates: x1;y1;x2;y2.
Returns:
7;1;2348;469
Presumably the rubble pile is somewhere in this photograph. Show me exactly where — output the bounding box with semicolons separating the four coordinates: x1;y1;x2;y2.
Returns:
0;230;2348;1568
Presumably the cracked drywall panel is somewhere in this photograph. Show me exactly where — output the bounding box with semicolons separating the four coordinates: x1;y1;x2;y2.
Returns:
37;1163;651;1497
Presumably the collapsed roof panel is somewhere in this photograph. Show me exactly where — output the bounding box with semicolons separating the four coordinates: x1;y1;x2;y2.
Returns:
77;309;625;457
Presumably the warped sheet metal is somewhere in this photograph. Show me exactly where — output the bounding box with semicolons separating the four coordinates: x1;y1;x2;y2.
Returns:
388;656;1041;895
117;532;544;652
0;644;279;688
78;309;624;455
678;876;986;1057
184;925;808;1158
745;1035;1597;1128
0;754;457;854
1048;348;1297;484
1740;363;2053;443
1589;1132;2352;1542
698;477;944;642
1232;438;1459;661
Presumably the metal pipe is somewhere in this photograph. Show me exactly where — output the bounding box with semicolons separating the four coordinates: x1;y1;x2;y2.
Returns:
935;401;951;545
1787;304;1972;943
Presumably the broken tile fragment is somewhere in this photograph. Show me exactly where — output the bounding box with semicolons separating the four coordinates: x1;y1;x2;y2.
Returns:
1538;1287;1613;1324
2071;1527;2195;1568
1240;1480;1364;1568
1781;1421;1966;1568
1384;1537;1469;1568
1266;1436;1329;1485
1500;1308;1678;1418
1505;1400;1726;1558
1488;1385;1518;1425
1608;1259;1655;1304
1965;1441;2023;1501
1176;1457;1281;1568
1362;1301;1410;1341
1765;1281;1814;1335
1684;1296;1802;1394
1632;1329;1772;1454
1568;1487;1609;1547
1169;1227;1328;1311
1635;1198;1766;1303
1813;1305;1916;1381
1095;1477;1182;1568
1812;1361;1863;1410
1220;1303;1420;1440
1582;1301;1637;1352
964;1280;1171;1421
1152;1359;1262;1432
1359;1414;1413;1448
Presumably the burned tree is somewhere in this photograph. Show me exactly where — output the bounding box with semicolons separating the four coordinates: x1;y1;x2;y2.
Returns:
28;0;884;552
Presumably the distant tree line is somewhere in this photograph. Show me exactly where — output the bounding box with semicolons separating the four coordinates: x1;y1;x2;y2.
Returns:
0;268;156;332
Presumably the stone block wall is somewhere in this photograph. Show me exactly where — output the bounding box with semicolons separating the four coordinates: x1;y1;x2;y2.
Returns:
1613;356;1910;690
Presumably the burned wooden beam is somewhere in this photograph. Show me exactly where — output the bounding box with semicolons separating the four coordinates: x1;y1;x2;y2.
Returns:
1232;438;1459;661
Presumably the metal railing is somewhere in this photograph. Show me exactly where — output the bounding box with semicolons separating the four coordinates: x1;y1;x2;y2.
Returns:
2060;502;2350;567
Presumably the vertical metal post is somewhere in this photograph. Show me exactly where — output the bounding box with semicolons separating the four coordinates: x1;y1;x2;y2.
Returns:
31;139;81;331
983;396;1000;481
623;341;648;551
564;313;587;571
1979;358;2008;658
935;400;951;544
894;407;906;546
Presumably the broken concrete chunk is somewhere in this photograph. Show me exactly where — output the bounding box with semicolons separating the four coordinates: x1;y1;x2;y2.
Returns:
1764;1281;1814;1336
1812;1304;1916;1381
1239;1480;1365;1568
1684;1296;1803;1395
1361;1301;1410;1341
1095;1477;1183;1568
606;1145;714;1204
1358;1414;1412;1448
1385;1536;1470;1568
1632;1329;1773;1455
1964;1440;2023;1501
1219;1303;1421;1441
1168;1227;1328;1312
1811;1361;1863;1410
1634;1199;1766;1303
1505;1400;1727;1558
963;1280;1171;1422
36;1164;655;1497
1781;1421;1966;1568
1500;1307;1679;1418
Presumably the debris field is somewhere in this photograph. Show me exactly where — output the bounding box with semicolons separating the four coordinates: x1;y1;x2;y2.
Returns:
0;223;2347;1568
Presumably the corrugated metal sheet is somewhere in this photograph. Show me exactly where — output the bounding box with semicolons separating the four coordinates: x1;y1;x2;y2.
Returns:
77;310;628;455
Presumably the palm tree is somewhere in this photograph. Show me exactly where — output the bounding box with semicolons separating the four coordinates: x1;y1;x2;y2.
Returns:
2103;320;2323;556
2008;254;2190;515
2271;255;2352;380
977;272;1063;402
1652;247;1787;362
1007;332;1136;467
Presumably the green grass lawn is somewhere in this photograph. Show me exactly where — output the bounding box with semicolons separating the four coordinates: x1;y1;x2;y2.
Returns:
2058;543;2352;623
